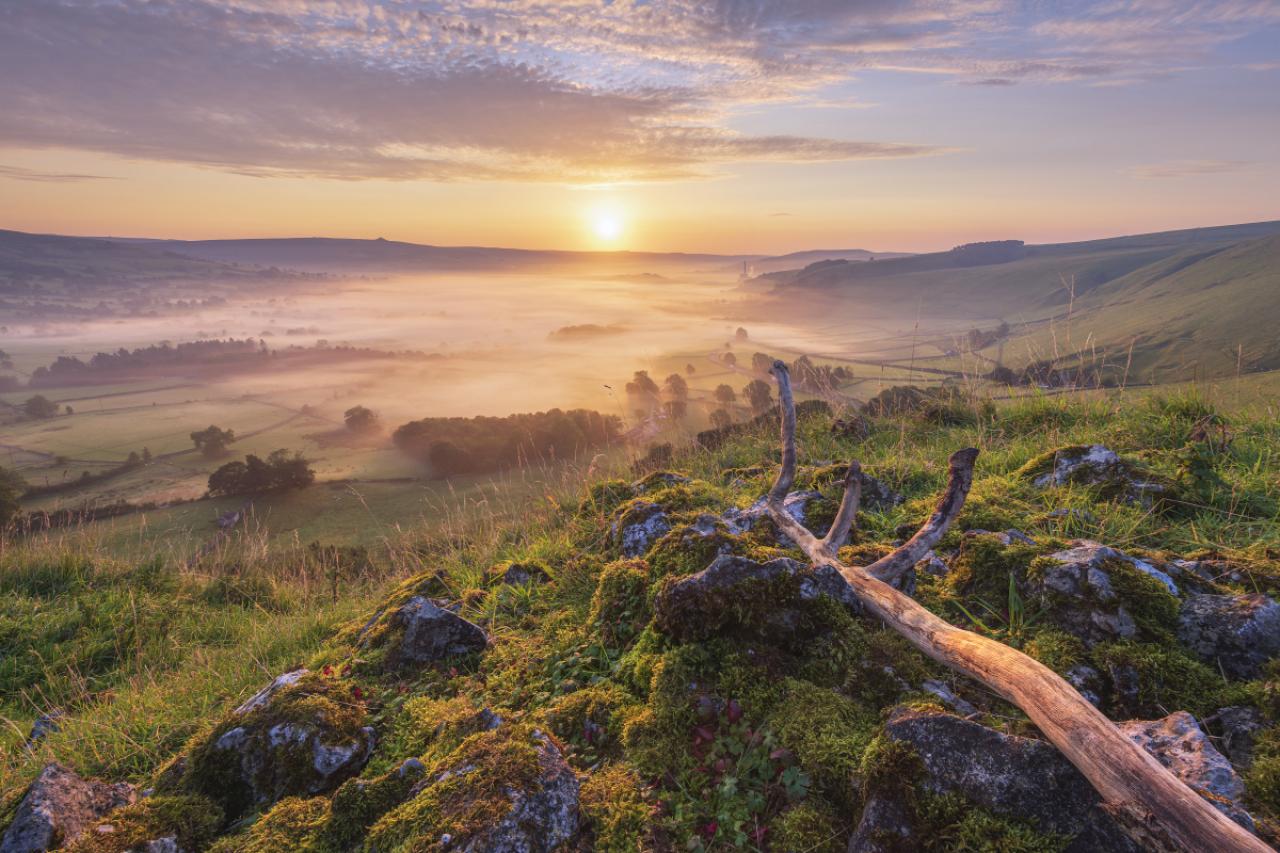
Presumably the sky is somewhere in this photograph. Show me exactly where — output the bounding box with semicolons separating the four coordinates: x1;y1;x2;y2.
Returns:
0;0;1277;254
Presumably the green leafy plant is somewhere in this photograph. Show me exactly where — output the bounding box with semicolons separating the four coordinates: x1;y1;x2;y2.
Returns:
952;571;1046;647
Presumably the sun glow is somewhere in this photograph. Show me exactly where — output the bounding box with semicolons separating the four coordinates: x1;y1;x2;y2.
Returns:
593;215;623;242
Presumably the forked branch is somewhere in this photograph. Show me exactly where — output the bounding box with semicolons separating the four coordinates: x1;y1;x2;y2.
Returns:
764;360;1267;853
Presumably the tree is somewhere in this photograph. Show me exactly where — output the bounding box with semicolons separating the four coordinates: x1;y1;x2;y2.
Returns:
23;395;59;419
684;363;696;375
64;405;74;415
663;399;687;420
625;370;660;401
751;352;774;375
723;352;737;367
0;467;26;528
142;447;152;463
344;405;379;433
190;425;237;458
710;408;733;429
735;327;749;341
208;449;314;496
744;379;773;413
663;373;688;401
713;384;736;405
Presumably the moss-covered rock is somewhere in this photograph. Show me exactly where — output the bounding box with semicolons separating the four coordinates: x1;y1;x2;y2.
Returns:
651;555;859;646
1018;444;1180;511
66;795;223;853
355;596;488;672
366;724;579;852
177;670;375;820
543;684;640;765
588;559;651;648
1027;541;1181;648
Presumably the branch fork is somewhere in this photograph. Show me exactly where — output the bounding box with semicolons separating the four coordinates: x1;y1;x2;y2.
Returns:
763;359;1266;853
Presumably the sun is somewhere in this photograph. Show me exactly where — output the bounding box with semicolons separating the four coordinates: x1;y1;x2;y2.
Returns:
593;215;623;242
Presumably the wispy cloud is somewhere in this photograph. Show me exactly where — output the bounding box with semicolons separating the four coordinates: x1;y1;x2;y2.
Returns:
1130;159;1255;179
0;1;1275;184
0;164;117;183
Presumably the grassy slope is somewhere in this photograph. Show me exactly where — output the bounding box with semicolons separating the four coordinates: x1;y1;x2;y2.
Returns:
1007;234;1280;381
5;387;1280;850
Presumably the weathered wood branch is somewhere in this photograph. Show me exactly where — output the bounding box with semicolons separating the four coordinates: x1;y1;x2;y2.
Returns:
764;361;1267;853
821;461;861;555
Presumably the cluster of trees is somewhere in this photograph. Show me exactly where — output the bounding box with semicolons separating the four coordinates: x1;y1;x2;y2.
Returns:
966;321;1011;352
789;355;852;393
191;426;237;458
393;408;622;477
24;338;440;389
624;371;692;422
30;339;264;386
208;450;315;496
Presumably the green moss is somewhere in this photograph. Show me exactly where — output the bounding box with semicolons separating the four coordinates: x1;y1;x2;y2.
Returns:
917;791;1069;852
579;479;637;516
942;535;1038;606
644;523;738;579
66;795;224;853
768;679;877;808
180;672;370;819
366;725;545;851
326;760;426;849
579;764;651;852
1104;558;1180;641
589;560;652;648
383;695;504;768
638;480;722;515
543;684;641;764
772;800;844;853
1091;641;1233;717
219;796;330;853
1024;630;1086;675
1016;446;1094;482
859;734;923;798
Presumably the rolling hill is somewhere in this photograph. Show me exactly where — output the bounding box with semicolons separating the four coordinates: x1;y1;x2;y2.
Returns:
757;220;1280;382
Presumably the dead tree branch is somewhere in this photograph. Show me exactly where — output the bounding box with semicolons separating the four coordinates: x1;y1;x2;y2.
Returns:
764;360;1267;853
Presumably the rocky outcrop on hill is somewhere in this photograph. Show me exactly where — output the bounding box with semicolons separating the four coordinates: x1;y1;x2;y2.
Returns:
0;764;135;853
853;708;1140;852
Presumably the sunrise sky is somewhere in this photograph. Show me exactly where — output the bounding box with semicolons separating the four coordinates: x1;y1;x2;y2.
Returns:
1;0;1278;253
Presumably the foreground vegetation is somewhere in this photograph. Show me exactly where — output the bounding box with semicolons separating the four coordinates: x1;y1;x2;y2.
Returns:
4;386;1280;850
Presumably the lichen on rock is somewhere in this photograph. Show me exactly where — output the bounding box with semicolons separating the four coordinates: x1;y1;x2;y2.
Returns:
176;670;375;820
0;763;136;853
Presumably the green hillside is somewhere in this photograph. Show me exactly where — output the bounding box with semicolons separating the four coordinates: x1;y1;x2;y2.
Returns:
4;389;1280;850
1007;234;1280;382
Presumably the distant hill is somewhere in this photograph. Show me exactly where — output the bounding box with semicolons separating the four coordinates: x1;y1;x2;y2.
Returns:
740;247;914;276
763;220;1280;315
113;236;757;275
0;229;253;287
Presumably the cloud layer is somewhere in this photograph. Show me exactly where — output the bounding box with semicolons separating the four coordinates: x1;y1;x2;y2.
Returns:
0;1;1273;183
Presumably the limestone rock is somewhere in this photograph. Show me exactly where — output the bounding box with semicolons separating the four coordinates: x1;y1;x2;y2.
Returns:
865;708;1139;852
467;732;579;852
831;414;871;442
385;597;488;668
611;501;671;557
182;670;375;818
1119;711;1255;831
1029;540;1178;647
0;763;135;853
1023;444;1172;508
1210;706;1266;769
1177;593;1280;679
653;554;859;643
